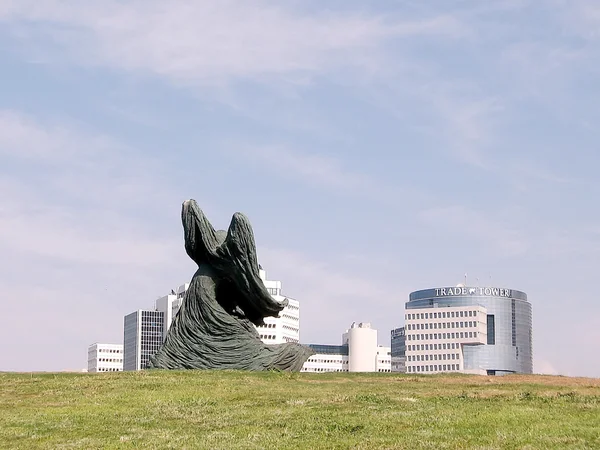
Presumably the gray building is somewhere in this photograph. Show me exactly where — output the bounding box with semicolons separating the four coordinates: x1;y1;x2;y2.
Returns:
404;286;532;375
123;310;164;371
390;327;406;373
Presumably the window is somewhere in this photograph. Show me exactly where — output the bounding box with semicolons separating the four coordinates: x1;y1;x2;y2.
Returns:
487;315;496;345
451;312;455;318
425;313;429;319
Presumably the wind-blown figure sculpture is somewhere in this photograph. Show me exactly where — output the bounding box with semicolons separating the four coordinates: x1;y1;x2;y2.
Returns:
149;199;314;371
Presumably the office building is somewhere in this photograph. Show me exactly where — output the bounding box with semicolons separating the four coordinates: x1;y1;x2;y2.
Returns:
123;265;301;370
404;285;533;375
301;322;391;373
123;310;164;371
87;343;123;373
155;265;300;346
255;265;300;344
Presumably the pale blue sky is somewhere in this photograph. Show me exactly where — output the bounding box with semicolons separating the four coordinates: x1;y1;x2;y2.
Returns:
1;1;599;376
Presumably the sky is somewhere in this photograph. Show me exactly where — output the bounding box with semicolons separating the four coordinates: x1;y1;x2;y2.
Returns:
0;0;599;377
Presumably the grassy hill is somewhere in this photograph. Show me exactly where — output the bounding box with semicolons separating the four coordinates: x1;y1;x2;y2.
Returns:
1;371;599;449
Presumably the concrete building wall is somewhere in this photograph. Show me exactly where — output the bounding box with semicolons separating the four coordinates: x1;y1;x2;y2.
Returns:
347;322;378;372
87;343;123;373
302;324;390;373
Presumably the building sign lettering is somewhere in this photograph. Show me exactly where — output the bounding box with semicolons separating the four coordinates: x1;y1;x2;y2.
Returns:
434;287;512;298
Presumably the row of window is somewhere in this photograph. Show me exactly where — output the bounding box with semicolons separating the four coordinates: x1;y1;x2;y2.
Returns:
407;364;459;373
282;325;299;332
300;367;392;373
408;353;460;362
285;304;299;311
98;348;122;353
98;358;122;363
97;367;122;372
407;321;478;331
307;358;346;364
260;334;277;340
281;314;299;321
408;342;459;351
407;310;479;320
258;323;277;329
407;331;479;341
283;337;299;343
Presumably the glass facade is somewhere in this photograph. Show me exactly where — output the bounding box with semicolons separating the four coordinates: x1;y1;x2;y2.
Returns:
406;287;532;374
307;344;349;355
123;310;165;371
140;311;164;369
390;327;406;372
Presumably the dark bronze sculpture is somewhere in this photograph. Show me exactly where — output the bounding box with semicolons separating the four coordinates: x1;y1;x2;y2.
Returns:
149;199;314;371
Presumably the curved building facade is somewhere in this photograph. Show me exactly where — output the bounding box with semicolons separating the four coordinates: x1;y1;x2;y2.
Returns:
405;286;532;375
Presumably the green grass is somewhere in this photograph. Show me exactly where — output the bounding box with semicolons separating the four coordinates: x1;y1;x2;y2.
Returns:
1;371;599;449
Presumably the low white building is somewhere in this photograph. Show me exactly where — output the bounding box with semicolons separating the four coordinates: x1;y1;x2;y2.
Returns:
302;322;391;373
87;343;123;373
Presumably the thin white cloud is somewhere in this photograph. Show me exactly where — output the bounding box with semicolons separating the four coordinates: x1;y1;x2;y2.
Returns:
0;109;193;370
424;88;503;169
0;1;465;86
234;144;373;191
258;247;400;345
0;110;115;162
229;143;430;208
0;110;187;265
419;205;529;257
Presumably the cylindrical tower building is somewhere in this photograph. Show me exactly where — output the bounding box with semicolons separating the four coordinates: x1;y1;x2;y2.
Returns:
404;285;532;375
346;322;378;372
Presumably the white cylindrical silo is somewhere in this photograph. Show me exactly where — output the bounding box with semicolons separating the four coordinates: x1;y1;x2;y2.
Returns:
347;322;378;372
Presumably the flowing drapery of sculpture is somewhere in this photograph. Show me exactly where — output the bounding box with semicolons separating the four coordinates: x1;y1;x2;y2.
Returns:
149;199;314;371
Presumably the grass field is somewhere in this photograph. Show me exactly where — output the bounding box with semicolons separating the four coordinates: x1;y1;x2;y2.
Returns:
0;371;599;449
